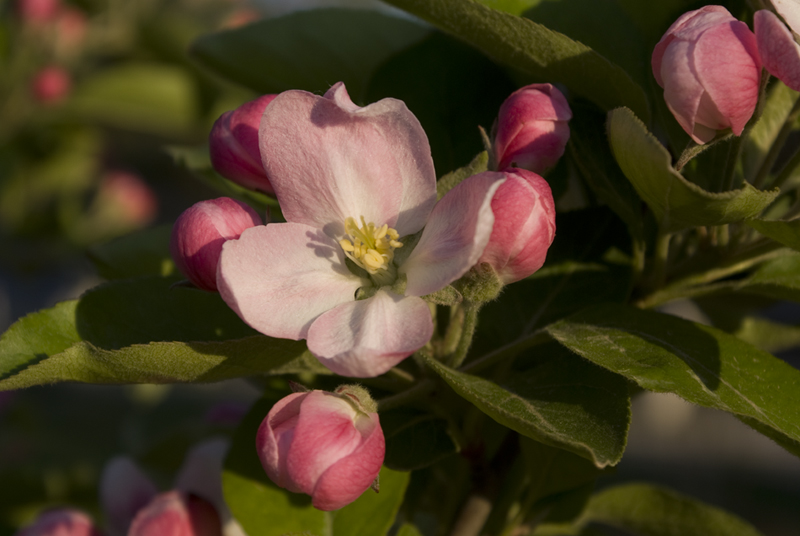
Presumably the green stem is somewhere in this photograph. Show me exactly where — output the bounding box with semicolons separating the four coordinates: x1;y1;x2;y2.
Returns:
649;231;672;291
376;378;434;412
753;94;800;189
721;134;744;192
449;494;493;536
446;301;480;369
772;144;800;191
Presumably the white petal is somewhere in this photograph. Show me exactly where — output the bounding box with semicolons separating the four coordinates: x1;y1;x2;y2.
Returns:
774;0;800;35
218;223;367;340
307;290;433;377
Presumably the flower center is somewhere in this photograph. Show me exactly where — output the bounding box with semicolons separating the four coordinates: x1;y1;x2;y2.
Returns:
339;216;403;286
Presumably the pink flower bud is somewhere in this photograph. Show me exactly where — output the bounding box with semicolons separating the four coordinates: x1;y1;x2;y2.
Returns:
652;6;761;144
209;95;277;195
15;509;102;536
476;168;555;284
170;198;263;292
16;0;60;24
494;83;572;173
127;492;221;536
755;9;800;91
256;387;384;511
32;66;71;104
55;7;88;52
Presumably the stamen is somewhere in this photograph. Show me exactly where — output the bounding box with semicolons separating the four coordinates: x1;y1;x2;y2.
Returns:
340;215;403;284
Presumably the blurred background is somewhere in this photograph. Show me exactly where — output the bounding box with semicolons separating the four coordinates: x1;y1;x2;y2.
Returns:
0;0;798;535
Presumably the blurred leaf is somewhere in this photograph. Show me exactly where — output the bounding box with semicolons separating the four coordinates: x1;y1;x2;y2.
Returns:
223;397;325;536
190;9;431;103
381;408;458;470
87;225;175;280
742;82;799;181
366;32;515;176
547;303;800;458
577;483;763;536
396;525;424;536
608;107;778;231
332;467;409;536
734;317;800;354
746;219;800;252
423;350;630;468
66;63;199;136
569;103;643;241
437;152;489;200
742;253;800;302
166;145;278;216
381;0;650;121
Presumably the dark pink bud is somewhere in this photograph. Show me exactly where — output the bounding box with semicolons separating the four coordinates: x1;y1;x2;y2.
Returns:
494;83;572;173
755;9;800;91
127;492;222;536
32;66;71;104
16;0;60;24
256;387;384;511
98;172;158;227
476;168;555;284
652;6;761;144
209;95;277;194
170;198;263;292
15;509;102;536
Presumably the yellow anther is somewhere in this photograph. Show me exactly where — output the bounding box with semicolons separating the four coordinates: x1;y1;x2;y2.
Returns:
340;215;403;283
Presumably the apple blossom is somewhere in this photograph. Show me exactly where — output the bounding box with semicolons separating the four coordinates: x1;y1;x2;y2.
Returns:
755;6;800;91
256;386;384;511
652;6;761;144
14;509;102;536
32;66;71;104
209;94;277;194
127;492;221;536
170;198;263;292
16;0;60;24
493;83;572;173
476;168;556;284
218;82;501;377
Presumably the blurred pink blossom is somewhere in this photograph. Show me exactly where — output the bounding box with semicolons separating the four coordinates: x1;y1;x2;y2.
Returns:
32;66;71;104
14;509;103;536
98;171;158;228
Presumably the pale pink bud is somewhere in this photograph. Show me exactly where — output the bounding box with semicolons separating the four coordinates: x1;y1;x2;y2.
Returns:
476;168;555;284
32;66;71;104
127;492;221;536
652;6;761;144
256;387;384;511
98;172;158;227
209;95;277;195
16;0;60;24
15;509;102;536
755;9;800;91
170;198;262;292
494;83;572;173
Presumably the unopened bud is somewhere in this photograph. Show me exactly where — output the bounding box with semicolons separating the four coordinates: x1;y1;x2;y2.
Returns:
127;491;222;536
32;66;71;104
15;509;102;536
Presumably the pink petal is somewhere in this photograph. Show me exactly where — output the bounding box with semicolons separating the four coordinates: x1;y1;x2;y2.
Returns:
307;290;433;377
259;82;436;238
756;10;800;91
99;457;158;536
256;392;307;492
175;439;229;521
401;173;503;297
774;0;800;34
217;223;367;340
694;21;761;136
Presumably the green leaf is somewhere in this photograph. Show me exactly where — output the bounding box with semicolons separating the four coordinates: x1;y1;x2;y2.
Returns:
365;32;515;176
577;483;763;536
607;107;779;231
568;103;643;241
381;408;459;470
733;317;800;355
546;303;800;458
741;253;800;302
332;467;409;536
190;9;431;103
381;0;649;120
65;63;199;136
224;398;325;536
743;82;799;181
746;219;800;252
395;525;424;536
87;225;175;280
422;348;630;468
437;151;489;200
520;438;605;505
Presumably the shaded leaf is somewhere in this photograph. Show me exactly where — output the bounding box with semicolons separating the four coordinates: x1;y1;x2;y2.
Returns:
332;467;409;536
547;303;800;458
577;483;763;536
746;219;800;252
87;225;175;280
381;408;459;470
742;82;799;181
396;525;424;536
190;9;431;103
422;349;630;468
381;0;649;120
742;253;800;302
437;151;489;200
607;107;778;232
734;317;800;354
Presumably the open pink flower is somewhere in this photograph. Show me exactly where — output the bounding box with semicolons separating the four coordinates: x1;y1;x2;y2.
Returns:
218;82;500;377
755;3;800;91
